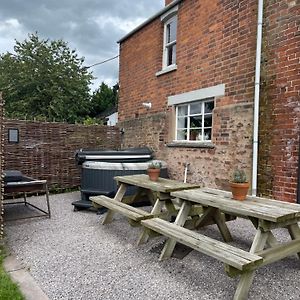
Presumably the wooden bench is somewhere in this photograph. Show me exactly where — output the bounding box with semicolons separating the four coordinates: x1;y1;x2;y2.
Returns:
91;195;151;222
141;217;263;272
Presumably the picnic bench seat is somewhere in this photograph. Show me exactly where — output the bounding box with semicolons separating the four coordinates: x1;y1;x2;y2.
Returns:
141;217;263;272
91;195;151;222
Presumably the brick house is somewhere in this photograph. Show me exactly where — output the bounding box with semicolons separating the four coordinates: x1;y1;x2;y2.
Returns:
117;0;299;203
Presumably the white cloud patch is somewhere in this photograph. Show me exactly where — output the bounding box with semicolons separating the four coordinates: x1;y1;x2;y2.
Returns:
95;15;146;33
0;18;27;53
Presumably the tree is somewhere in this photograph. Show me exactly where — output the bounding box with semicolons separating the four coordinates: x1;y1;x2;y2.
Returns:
89;82;119;117
0;33;93;123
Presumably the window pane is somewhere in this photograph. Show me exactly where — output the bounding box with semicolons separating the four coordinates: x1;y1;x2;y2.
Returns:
177;106;188;116
204;101;214;113
177;117;187;128
204;115;212;127
167;45;176;66
177;129;187;140
172;44;176;65
189;129;202;141
190;102;202;114
190;116;202;128
204;129;212;141
167;19;177;43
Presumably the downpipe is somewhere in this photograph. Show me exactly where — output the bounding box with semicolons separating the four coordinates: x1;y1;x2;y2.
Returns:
252;0;264;197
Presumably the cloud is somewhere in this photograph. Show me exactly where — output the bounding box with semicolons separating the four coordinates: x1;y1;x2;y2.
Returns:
0;0;164;89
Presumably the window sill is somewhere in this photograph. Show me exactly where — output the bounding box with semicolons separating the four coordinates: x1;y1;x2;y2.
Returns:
155;65;177;77
167;141;215;149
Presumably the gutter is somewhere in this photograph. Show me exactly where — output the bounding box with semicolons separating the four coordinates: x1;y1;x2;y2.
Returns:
117;0;184;44
252;0;264;196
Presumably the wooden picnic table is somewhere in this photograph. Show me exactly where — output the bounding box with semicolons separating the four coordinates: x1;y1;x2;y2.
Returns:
91;176;300;299
90;174;201;243
141;187;300;300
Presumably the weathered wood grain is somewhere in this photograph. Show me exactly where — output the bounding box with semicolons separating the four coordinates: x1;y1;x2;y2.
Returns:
142;218;263;271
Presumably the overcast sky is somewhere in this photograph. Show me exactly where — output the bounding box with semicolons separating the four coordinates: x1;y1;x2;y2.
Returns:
0;0;165;90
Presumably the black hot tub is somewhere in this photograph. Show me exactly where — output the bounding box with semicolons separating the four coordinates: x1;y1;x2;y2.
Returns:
73;147;168;211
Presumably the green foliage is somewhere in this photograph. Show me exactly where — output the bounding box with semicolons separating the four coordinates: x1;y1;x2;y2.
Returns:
83;116;102;125
0;33;93;123
148;161;162;169
232;169;247;183
0;247;25;300
90;82;118;117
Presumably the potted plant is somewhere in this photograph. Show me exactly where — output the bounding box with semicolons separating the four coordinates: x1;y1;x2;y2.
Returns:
230;169;250;201
147;161;162;181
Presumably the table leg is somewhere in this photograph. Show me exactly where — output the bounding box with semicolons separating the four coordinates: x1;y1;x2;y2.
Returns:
102;183;127;224
137;198;164;245
212;209;233;242
45;183;51;218
249;217;278;248
234;228;268;300
159;201;192;261
287;223;300;258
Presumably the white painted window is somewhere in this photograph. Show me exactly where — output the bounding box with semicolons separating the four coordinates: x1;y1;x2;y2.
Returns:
175;98;214;142
163;15;177;68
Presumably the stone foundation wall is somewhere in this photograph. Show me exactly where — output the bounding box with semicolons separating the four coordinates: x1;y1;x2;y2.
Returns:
120;103;253;190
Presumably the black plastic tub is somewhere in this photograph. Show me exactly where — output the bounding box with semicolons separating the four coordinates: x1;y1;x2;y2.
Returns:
72;160;168;211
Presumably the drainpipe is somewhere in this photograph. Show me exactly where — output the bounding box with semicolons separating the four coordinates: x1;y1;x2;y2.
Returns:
252;0;264;197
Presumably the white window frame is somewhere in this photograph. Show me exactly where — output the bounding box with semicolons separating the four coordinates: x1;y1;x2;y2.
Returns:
175;99;215;142
163;15;177;69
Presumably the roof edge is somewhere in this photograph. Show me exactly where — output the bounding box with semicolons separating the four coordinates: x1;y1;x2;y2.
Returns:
117;0;183;44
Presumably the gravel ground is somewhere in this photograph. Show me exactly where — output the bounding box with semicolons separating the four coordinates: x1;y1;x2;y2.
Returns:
4;192;300;300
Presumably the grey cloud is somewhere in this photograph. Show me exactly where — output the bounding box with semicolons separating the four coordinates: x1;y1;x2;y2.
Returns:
0;0;164;88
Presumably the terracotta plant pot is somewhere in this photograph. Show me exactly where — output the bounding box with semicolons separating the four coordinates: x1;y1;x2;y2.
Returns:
147;168;160;181
230;182;250;201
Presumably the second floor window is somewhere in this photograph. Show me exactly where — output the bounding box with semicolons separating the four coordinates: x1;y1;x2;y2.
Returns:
163;15;177;68
176;99;214;142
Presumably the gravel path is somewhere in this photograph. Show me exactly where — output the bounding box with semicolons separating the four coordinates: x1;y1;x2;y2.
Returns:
4;192;300;300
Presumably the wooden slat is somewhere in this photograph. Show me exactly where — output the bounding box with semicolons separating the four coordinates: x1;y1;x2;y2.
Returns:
141;218;263;271
91;195;149;221
257;239;300;266
114;174;200;193
202;188;300;213
172;189;298;222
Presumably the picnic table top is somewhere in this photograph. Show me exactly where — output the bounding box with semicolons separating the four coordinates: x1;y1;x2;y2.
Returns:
171;187;300;223
114;174;200;193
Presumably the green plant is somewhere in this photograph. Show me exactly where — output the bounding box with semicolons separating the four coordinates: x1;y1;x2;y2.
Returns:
0;246;25;300
148;161;162;169
232;169;248;183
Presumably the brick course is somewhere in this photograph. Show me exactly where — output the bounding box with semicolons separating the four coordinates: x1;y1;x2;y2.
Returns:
4;120;120;190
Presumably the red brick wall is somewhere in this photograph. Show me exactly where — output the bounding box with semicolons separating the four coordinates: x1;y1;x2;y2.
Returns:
258;0;299;202
119;0;299;202
118;0;258;190
4;120;120;190
119;0;258;121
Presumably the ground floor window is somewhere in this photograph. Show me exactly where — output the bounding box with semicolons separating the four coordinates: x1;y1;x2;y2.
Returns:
175;98;214;142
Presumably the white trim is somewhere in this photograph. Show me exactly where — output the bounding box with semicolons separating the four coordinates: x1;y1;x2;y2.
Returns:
161;5;179;22
167;84;225;106
156;65;177;77
162;15;177;69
